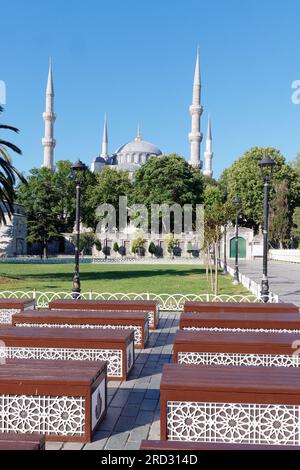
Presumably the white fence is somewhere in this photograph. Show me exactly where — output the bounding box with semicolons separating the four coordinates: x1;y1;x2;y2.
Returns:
269;249;300;264
222;264;279;303
0;290;265;312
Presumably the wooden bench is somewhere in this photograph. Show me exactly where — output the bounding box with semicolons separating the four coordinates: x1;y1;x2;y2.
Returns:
0;359;107;442
0;433;45;450
184;301;299;314
140;440;300;450
12;309;149;349
180;311;300;334
173;330;300;368
161;363;300;446
49;299;160;329
0;299;35;325
0;326;135;381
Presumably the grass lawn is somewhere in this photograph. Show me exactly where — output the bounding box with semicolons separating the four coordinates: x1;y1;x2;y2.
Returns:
0;263;250;295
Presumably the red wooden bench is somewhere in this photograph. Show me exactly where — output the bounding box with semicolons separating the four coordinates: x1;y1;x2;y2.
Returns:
0;299;35;325
173;330;300;368
0;326;135;381
12;309;149;349
161;363;300;447
180;311;300;334
140;440;300;450
49;299;160;329
184;301;299;314
0;359;107;442
0;433;45;450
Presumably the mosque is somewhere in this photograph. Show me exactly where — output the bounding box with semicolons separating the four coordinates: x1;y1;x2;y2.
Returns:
42;49;214;178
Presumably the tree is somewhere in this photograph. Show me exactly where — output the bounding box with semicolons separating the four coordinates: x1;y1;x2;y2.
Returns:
17;168;61;257
71;232;96;255
269;180;290;248
94;239;102;252
83;167;132;229
113;242;119;254
219;147;300;231
0;106;26;223
292;207;300;246
131;154;204;231
131;231;146;256
164;234;178;258
148;241;156;257
204;185;235;294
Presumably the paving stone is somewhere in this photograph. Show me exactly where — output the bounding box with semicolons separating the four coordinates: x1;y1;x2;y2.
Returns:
110;389;131;407
125;441;141;450
105;432;130;450
100;407;123;431
135;410;155;426
128;424;150;442
127;391;146;404
62;442;85;450
145;389;160;399
114;416;136;432
46;442;63;451
121;404;140;418
140;399;158;411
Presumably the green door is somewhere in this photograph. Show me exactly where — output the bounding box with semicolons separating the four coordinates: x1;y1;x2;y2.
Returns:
230;237;246;258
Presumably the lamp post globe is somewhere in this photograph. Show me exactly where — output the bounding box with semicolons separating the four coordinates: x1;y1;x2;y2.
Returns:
259;155;275;303
71;159;86;300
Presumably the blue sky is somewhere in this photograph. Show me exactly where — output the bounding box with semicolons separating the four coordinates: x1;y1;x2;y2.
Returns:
1;0;300;179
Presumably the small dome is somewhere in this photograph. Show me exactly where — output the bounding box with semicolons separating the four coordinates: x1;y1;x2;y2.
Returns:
93;156;107;164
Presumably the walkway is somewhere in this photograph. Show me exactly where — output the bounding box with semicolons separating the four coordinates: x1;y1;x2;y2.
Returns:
45;311;178;450
230;259;300;307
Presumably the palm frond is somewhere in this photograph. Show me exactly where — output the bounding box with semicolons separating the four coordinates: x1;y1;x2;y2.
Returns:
0;125;20;133
0;140;22;155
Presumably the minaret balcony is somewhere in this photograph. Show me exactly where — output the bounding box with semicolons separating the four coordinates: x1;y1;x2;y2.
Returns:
43;112;56;121
42;137;56;147
189;131;203;142
189;104;203;115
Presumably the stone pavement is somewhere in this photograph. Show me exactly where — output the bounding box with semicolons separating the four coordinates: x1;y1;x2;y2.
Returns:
229;259;300;307
45;311;178;451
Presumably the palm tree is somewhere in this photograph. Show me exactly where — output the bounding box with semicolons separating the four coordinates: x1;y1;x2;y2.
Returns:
0;105;26;223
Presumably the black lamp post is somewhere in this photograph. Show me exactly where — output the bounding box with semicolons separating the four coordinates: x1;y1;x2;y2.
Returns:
71;160;86;299
259;155;275;303
232;196;240;285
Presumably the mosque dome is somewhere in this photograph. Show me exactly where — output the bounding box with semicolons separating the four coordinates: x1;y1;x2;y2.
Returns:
114;127;162;167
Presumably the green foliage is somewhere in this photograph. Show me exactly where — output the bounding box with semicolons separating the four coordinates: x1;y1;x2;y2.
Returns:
71;232;96;255
131;231;146;255
0;106;26;223
17;168;61;257
131;154;204;230
148;241;156;256
292;207;300;241
94;239;102;252
164;234;178;254
83;167;132;229
113;242;119;253
269;180;290;247
218;147;300;230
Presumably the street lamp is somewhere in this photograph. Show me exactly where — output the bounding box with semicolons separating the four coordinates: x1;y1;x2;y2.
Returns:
259;155;275;303
71;159;86;299
232;196;240;285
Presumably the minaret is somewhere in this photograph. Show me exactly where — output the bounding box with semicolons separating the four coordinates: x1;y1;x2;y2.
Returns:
42;58;56;170
189;47;203;169
101;114;108;159
203;115;213;178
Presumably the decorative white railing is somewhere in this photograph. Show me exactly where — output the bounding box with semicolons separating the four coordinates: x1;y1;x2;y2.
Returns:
0;290;272;311
269;249;300;264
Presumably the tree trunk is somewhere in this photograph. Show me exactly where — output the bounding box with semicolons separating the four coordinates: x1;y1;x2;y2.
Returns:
214;242;218;296
43;240;47;259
